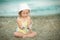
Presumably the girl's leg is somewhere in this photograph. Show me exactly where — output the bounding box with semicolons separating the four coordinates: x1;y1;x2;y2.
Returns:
26;32;37;38
14;32;25;38
14;32;37;38
29;32;37;37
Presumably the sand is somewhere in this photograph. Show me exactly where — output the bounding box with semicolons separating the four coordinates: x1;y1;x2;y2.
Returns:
0;14;60;40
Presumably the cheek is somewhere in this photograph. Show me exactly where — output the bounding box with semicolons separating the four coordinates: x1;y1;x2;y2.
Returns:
25;13;29;16
21;13;24;16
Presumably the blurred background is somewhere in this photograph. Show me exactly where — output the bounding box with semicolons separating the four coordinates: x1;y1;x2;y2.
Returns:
0;0;60;16
0;0;60;40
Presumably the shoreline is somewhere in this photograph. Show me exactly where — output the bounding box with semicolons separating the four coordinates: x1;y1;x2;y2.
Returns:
0;14;60;18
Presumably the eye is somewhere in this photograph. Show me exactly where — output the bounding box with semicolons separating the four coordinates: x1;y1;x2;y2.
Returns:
26;12;28;13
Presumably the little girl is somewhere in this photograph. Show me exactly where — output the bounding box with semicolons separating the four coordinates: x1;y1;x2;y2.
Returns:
14;3;37;38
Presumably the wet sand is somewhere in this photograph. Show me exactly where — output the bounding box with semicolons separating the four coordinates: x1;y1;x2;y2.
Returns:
0;14;60;40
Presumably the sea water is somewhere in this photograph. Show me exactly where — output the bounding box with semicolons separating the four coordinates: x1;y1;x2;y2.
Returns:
0;0;60;16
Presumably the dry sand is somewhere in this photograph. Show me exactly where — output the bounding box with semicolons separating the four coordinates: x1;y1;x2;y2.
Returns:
0;14;60;40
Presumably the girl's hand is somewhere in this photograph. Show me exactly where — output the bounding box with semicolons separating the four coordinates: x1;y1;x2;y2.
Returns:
29;29;32;33
27;27;32;33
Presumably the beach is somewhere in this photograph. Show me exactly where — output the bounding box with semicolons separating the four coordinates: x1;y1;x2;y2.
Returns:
0;14;60;40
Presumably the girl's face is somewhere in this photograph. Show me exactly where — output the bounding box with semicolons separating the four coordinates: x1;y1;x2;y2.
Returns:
21;9;30;17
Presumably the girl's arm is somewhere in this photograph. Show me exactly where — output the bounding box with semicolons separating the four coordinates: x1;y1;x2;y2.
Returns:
16;17;23;29
27;17;32;32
